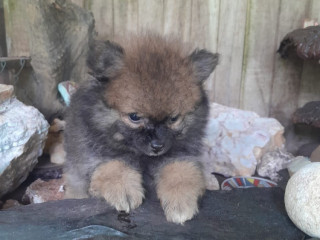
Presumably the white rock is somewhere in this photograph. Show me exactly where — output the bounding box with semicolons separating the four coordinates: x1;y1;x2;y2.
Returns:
0;90;49;198
285;163;320;238
200;103;285;177
287;156;311;176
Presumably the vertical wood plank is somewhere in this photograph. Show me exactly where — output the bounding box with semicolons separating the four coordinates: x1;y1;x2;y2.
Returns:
163;0;192;42
190;0;219;98
113;0;138;38
0;0;8;84
87;0;114;40
190;0;219;51
241;0;281;117
309;0;320;21
3;0;30;56
297;0;320;108
298;62;320;107
0;0;7;56
214;0;247;108
138;0;164;34
269;0;308;125
70;0;84;8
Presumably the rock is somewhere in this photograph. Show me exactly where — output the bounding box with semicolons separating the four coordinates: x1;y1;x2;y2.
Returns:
310;145;320;162
297;142;319;157
285;163;320;238
257;149;294;181
287;156;311;176
0;90;49;198
201;103;285;177
285;123;320;156
0;84;14;104
292;101;320;128
2;199;21;209
22;178;64;204
43;119;66;165
278;25;320;60
0;188;304;240
29;159;63;181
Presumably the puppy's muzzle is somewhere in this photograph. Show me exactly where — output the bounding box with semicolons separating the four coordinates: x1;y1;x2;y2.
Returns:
150;139;164;154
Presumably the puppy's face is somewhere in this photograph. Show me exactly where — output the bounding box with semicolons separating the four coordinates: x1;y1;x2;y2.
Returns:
88;34;219;157
119;113;181;156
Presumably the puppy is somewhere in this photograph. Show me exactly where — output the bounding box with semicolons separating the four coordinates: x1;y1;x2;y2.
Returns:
64;33;219;224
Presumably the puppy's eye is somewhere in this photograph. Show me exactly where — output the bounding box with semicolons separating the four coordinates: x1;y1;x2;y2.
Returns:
129;113;141;122
170;116;179;123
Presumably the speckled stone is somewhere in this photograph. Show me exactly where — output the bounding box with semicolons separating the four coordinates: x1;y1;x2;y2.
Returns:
257;149;294;181
285;163;320;237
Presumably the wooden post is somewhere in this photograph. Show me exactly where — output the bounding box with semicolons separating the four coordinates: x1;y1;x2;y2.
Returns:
0;0;8;84
0;0;7;57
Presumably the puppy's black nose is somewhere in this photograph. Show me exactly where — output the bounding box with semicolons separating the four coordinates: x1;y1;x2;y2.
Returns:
151;140;164;152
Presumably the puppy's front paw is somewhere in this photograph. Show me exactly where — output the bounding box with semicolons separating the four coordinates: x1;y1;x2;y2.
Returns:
156;161;206;224
89;160;144;212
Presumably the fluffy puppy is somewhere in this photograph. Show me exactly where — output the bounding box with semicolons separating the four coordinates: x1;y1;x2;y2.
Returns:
64;33;219;224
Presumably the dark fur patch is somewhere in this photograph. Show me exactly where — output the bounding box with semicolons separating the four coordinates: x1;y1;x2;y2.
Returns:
87;40;124;81
190;49;219;83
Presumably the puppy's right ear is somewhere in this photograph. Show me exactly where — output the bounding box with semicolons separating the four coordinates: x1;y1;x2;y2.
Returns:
189;49;219;83
87;40;124;81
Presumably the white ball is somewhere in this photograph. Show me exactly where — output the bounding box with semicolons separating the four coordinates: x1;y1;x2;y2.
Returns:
285;162;320;237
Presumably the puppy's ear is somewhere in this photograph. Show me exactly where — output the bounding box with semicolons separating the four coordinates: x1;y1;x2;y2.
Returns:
189;49;219;83
87;40;124;81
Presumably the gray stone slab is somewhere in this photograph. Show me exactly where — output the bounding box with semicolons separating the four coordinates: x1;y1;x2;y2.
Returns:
0;188;305;240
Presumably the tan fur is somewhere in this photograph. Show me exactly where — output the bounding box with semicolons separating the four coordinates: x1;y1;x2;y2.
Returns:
44;118;66;165
63;173;89;199
113;132;124;141
43;118;65;154
89;160;144;212
105;34;201;121
120;114;146;129
156;161;206;224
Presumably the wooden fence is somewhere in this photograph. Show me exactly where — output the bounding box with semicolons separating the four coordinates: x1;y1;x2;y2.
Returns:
3;0;320;126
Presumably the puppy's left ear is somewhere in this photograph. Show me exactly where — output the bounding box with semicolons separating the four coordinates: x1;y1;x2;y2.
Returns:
189;49;219;83
87;40;125;81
